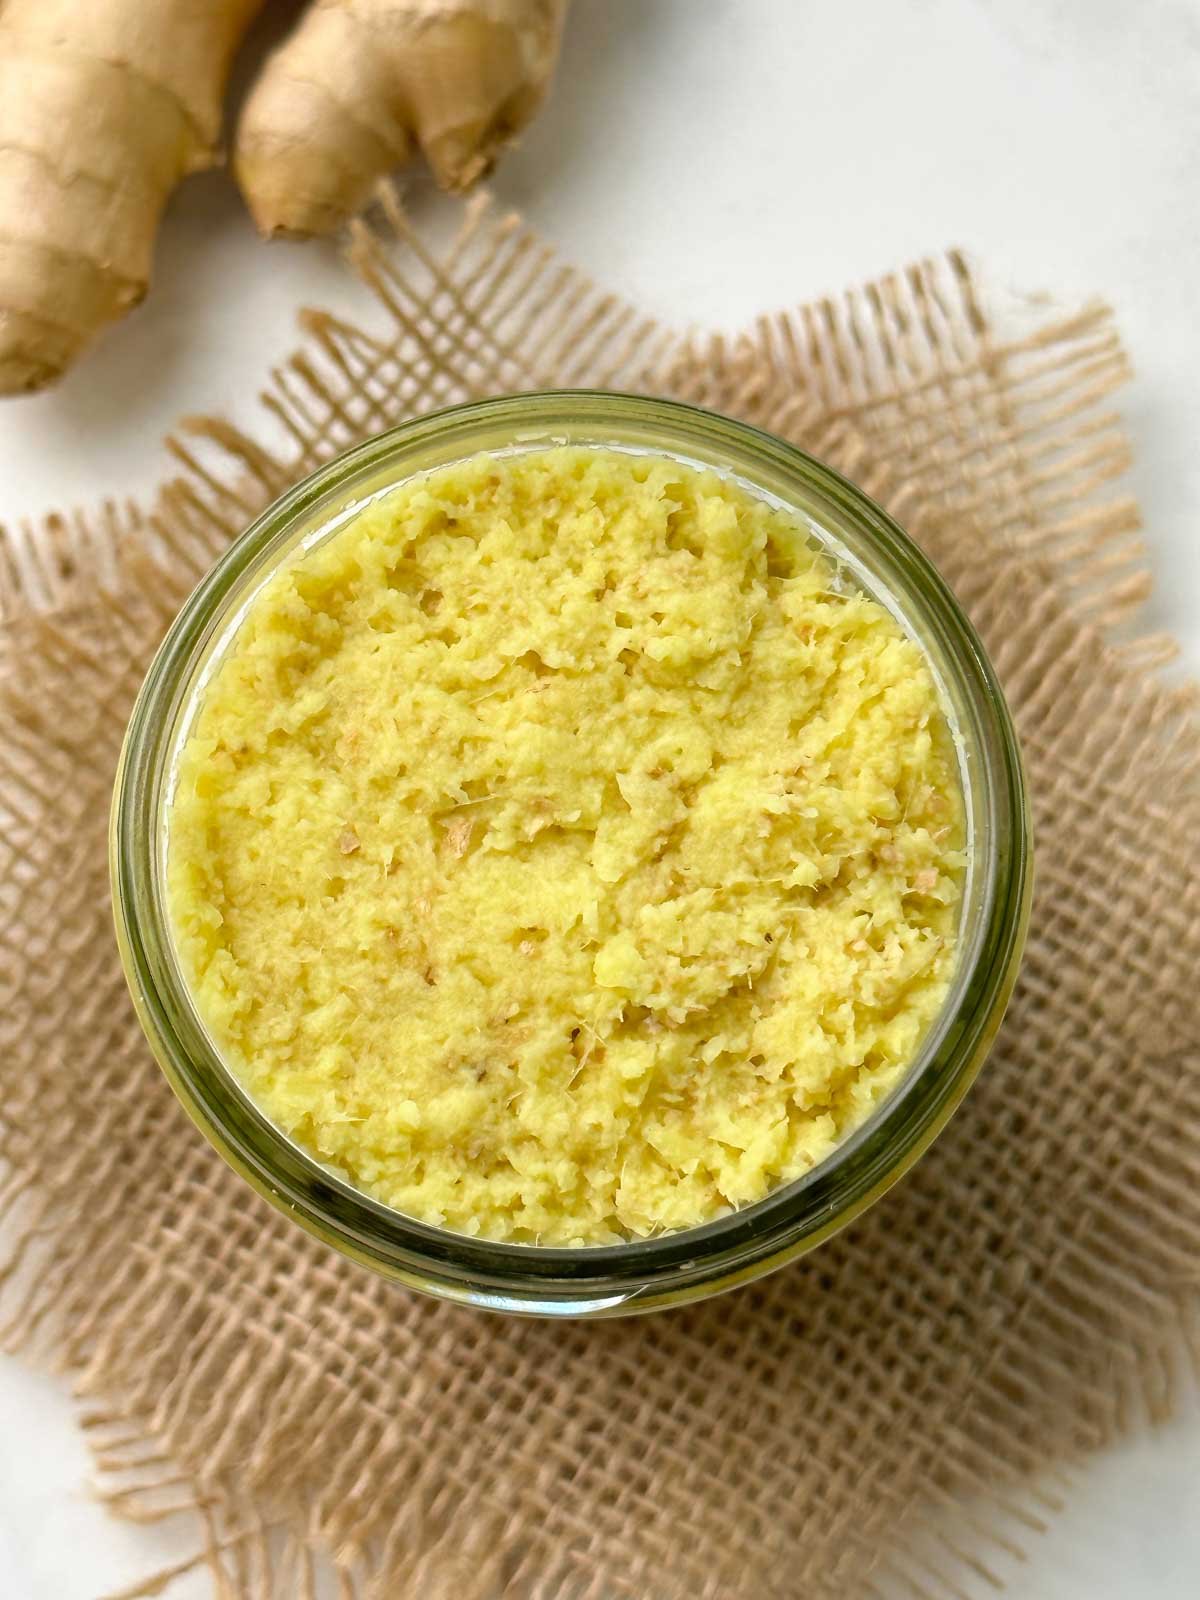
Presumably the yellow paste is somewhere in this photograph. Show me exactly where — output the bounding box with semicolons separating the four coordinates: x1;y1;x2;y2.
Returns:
169;448;964;1244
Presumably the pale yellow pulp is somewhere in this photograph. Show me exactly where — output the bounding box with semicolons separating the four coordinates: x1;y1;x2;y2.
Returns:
169;449;964;1244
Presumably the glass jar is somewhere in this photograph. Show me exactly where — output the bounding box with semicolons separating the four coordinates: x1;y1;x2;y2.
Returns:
111;392;1031;1317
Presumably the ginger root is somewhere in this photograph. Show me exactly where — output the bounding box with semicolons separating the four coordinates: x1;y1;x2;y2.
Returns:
234;0;569;237
0;0;567;392
0;0;264;394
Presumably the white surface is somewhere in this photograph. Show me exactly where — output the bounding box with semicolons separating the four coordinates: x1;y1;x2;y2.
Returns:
1;1;1197;1595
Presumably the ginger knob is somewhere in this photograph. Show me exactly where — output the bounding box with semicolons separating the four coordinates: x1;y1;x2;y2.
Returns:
0;0;264;394
234;0;569;238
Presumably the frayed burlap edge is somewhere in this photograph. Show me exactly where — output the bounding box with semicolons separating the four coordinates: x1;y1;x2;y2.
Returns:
1;193;1196;1600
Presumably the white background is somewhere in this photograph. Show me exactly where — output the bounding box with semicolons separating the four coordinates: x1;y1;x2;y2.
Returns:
1;2;1197;1595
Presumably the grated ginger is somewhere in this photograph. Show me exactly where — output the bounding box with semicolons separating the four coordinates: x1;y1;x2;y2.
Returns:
168;447;965;1245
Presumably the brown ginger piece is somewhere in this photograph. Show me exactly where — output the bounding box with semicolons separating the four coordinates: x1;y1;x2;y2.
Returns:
0;0;265;394
234;0;569;237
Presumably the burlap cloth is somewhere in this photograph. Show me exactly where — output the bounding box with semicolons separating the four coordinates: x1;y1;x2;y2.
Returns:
1;196;1197;1600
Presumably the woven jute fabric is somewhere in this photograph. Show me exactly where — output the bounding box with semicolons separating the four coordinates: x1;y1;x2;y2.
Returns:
1;196;1197;1600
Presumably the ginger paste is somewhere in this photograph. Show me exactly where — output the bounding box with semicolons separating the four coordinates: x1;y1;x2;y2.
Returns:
168;448;964;1245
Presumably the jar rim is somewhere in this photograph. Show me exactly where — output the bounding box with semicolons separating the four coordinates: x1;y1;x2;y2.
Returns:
111;391;1032;1315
